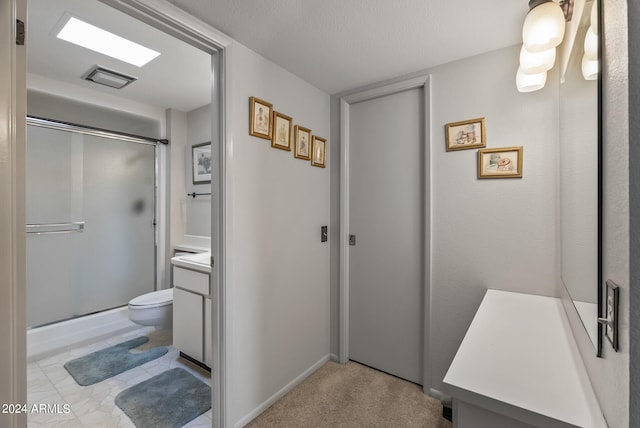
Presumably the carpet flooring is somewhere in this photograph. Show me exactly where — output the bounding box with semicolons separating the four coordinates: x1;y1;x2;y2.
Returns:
246;361;453;428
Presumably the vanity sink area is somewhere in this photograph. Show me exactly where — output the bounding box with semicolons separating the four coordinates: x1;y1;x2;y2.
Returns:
172;251;212;273
171;249;213;369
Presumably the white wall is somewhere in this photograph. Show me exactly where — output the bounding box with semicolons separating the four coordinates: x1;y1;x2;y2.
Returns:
225;42;330;426
560;1;630;427
185;104;212;237
429;45;560;394
167;108;187;273
331;45;559;394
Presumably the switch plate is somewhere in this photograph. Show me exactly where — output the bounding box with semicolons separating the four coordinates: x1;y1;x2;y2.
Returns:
604;280;619;351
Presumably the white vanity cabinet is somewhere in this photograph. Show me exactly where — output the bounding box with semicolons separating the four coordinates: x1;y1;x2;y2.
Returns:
443;290;607;428
171;253;213;369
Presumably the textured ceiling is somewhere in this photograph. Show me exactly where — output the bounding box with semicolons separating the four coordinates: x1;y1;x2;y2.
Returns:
165;0;528;94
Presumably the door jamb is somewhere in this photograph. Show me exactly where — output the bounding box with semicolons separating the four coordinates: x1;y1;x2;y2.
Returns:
339;75;433;393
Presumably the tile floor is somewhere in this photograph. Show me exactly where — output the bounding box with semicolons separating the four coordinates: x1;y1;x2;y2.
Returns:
27;327;212;428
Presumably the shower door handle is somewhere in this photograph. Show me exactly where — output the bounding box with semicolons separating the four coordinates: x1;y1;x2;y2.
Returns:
26;222;85;235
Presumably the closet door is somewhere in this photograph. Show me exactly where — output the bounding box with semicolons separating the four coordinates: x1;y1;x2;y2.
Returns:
348;88;424;384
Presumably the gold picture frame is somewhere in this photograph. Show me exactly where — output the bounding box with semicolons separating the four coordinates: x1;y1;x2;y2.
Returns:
311;136;327;168
272;111;293;151
249;96;273;139
294;125;312;160
477;146;523;179
445;117;486;151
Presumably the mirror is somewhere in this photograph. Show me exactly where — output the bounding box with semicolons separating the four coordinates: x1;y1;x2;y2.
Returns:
559;0;601;354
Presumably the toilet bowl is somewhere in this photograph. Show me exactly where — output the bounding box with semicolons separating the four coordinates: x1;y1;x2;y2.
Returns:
128;288;173;329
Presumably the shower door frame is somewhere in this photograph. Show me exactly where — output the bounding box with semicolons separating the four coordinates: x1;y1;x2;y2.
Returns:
26;115;162;326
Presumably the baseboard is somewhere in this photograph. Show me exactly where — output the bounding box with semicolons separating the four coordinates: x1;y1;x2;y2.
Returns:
234;354;331;428
429;388;452;405
27;307;139;361
330;353;340;362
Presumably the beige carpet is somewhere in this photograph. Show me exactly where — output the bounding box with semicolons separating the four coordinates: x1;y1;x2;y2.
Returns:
246;361;453;428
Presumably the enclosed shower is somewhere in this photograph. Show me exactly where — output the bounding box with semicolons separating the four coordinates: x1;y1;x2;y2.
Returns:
26;117;158;330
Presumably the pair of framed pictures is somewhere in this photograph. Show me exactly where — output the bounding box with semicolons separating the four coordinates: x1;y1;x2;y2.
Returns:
445;117;523;179
249;96;326;168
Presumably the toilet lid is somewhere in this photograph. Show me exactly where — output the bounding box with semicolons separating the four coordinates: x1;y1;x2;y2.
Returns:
129;288;173;308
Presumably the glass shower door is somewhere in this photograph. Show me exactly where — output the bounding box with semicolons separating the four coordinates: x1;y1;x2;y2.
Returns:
26;122;156;328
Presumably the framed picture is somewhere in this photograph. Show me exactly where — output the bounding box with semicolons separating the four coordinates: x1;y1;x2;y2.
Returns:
445;117;486;151
477;146;523;179
272;112;293;151
249;96;273;139
311;136;327;168
192;142;212;184
294;125;312;160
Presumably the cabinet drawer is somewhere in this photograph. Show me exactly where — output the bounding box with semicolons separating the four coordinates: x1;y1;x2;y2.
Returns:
173;267;209;295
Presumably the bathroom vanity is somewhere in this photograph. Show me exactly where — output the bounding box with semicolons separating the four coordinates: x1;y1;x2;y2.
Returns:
171;251;212;369
443;289;607;428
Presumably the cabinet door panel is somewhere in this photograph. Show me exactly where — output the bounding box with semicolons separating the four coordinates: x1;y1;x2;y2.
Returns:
173;288;203;361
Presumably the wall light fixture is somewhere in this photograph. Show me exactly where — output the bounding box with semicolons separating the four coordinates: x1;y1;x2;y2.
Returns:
516;0;574;92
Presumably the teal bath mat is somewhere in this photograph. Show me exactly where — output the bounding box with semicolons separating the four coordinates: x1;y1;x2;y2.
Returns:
115;367;211;428
64;336;167;386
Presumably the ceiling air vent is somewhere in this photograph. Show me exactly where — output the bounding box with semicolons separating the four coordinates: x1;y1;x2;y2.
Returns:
83;65;137;89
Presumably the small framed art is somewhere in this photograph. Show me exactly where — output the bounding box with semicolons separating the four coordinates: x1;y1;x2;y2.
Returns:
192;142;212;184
294;125;312;160
249;96;273;139
272;112;293;151
445;117;486;151
311;136;327;168
477;146;523;179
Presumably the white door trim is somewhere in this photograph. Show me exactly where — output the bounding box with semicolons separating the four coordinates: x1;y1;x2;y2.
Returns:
339;75;433;392
0;1;27;427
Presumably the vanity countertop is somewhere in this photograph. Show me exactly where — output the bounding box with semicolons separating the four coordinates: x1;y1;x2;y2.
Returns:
443;289;607;428
171;251;211;273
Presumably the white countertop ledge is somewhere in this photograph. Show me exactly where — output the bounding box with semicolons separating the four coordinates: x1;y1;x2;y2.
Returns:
443;289;607;428
171;251;211;273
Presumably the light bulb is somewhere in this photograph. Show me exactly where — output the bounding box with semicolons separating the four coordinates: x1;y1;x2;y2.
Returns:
584;27;598;61
516;66;547;92
522;1;566;53
519;45;556;74
582;55;598;80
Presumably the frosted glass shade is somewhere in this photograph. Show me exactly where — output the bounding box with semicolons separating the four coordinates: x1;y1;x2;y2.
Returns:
582;55;598;80
591;1;599;35
522;1;566;52
520;45;556;74
584;27;598;61
516;67;547;92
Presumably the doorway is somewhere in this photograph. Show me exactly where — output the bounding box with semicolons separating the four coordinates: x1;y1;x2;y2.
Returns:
2;0;230;426
339;75;432;390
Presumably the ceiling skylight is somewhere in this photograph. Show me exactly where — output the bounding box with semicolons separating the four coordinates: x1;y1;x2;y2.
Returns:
56;17;160;67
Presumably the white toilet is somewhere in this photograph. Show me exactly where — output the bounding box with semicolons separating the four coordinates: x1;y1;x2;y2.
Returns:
128;288;174;329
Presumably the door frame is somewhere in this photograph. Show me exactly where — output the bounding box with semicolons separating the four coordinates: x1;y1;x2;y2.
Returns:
0;1;27;427
339;75;432;392
98;2;231;427
1;0;234;426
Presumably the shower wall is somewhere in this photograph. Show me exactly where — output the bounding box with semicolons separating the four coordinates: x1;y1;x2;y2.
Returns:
26;122;157;328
